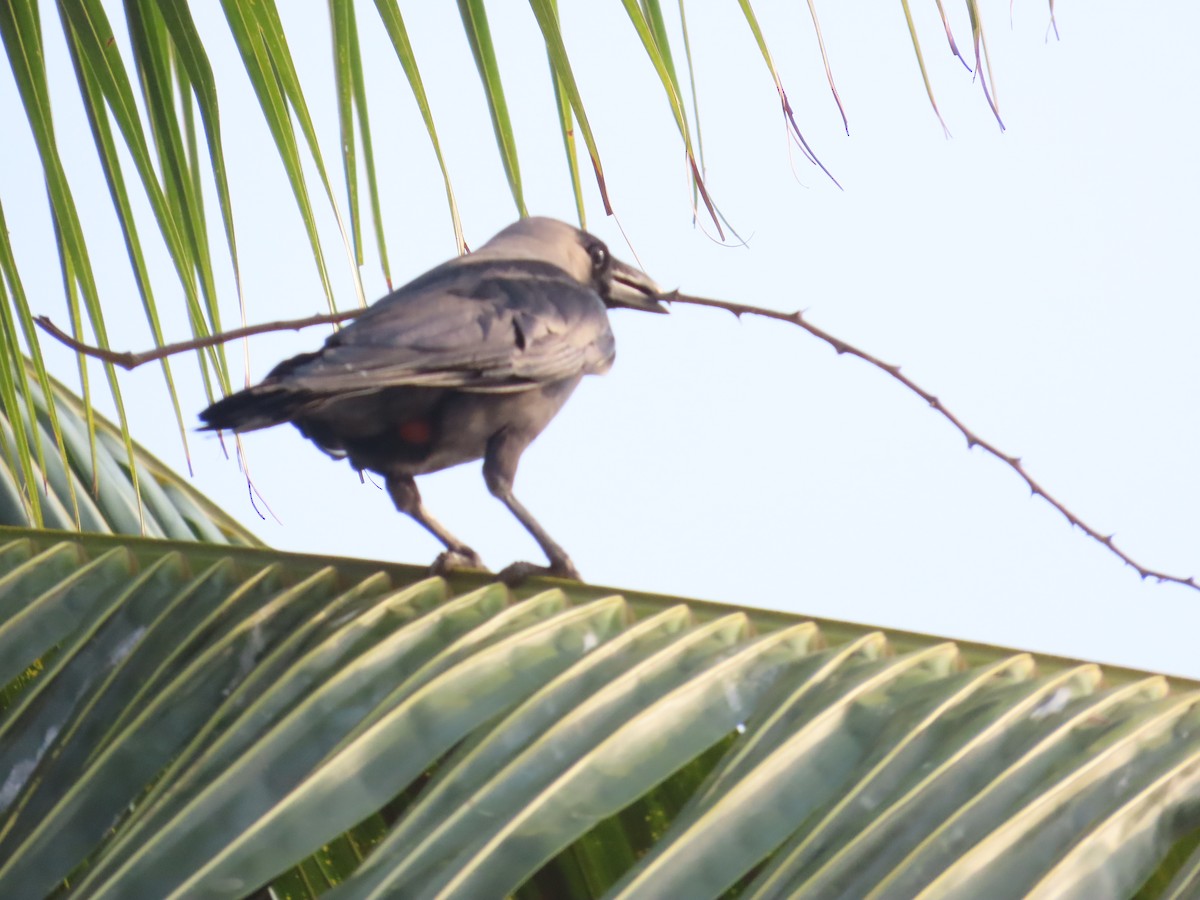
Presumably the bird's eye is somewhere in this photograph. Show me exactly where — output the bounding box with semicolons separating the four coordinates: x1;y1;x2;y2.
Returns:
589;242;609;272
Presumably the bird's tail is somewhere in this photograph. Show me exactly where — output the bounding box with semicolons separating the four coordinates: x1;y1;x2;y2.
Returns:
199;385;309;433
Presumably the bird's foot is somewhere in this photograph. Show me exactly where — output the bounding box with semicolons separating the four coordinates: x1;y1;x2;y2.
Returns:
497;558;582;587
430;548;488;576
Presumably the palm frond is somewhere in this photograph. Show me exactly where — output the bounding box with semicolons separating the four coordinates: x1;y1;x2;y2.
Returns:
1;530;1196;898
0;364;257;543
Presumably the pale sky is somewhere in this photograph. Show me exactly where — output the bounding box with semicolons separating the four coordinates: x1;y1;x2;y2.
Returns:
3;3;1198;677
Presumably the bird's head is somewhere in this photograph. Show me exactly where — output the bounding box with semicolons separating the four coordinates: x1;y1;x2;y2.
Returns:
471;217;669;314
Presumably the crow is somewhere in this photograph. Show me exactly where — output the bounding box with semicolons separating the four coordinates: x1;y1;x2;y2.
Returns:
201;217;667;582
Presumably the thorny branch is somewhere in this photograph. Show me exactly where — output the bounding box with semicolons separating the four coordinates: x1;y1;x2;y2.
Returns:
34;311;362;370
661;291;1196;594
36;294;1197;594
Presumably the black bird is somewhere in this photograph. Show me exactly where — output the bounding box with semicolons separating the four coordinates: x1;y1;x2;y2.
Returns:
200;217;667;581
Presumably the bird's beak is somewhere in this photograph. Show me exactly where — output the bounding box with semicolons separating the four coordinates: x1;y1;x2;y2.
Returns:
608;258;670;313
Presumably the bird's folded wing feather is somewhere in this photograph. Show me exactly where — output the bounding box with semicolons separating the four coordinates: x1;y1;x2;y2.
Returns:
277;266;615;394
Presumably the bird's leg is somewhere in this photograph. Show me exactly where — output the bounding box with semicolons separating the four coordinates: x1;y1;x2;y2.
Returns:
386;473;486;574
483;430;581;584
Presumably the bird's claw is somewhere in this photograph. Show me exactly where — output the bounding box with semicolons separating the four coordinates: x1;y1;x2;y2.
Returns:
430;548;488;576
497;558;582;587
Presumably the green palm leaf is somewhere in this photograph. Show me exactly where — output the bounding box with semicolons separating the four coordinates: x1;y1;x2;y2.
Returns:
1;530;1198;898
0;365;256;543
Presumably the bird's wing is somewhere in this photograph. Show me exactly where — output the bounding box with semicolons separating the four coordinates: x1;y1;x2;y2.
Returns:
275;262;615;394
